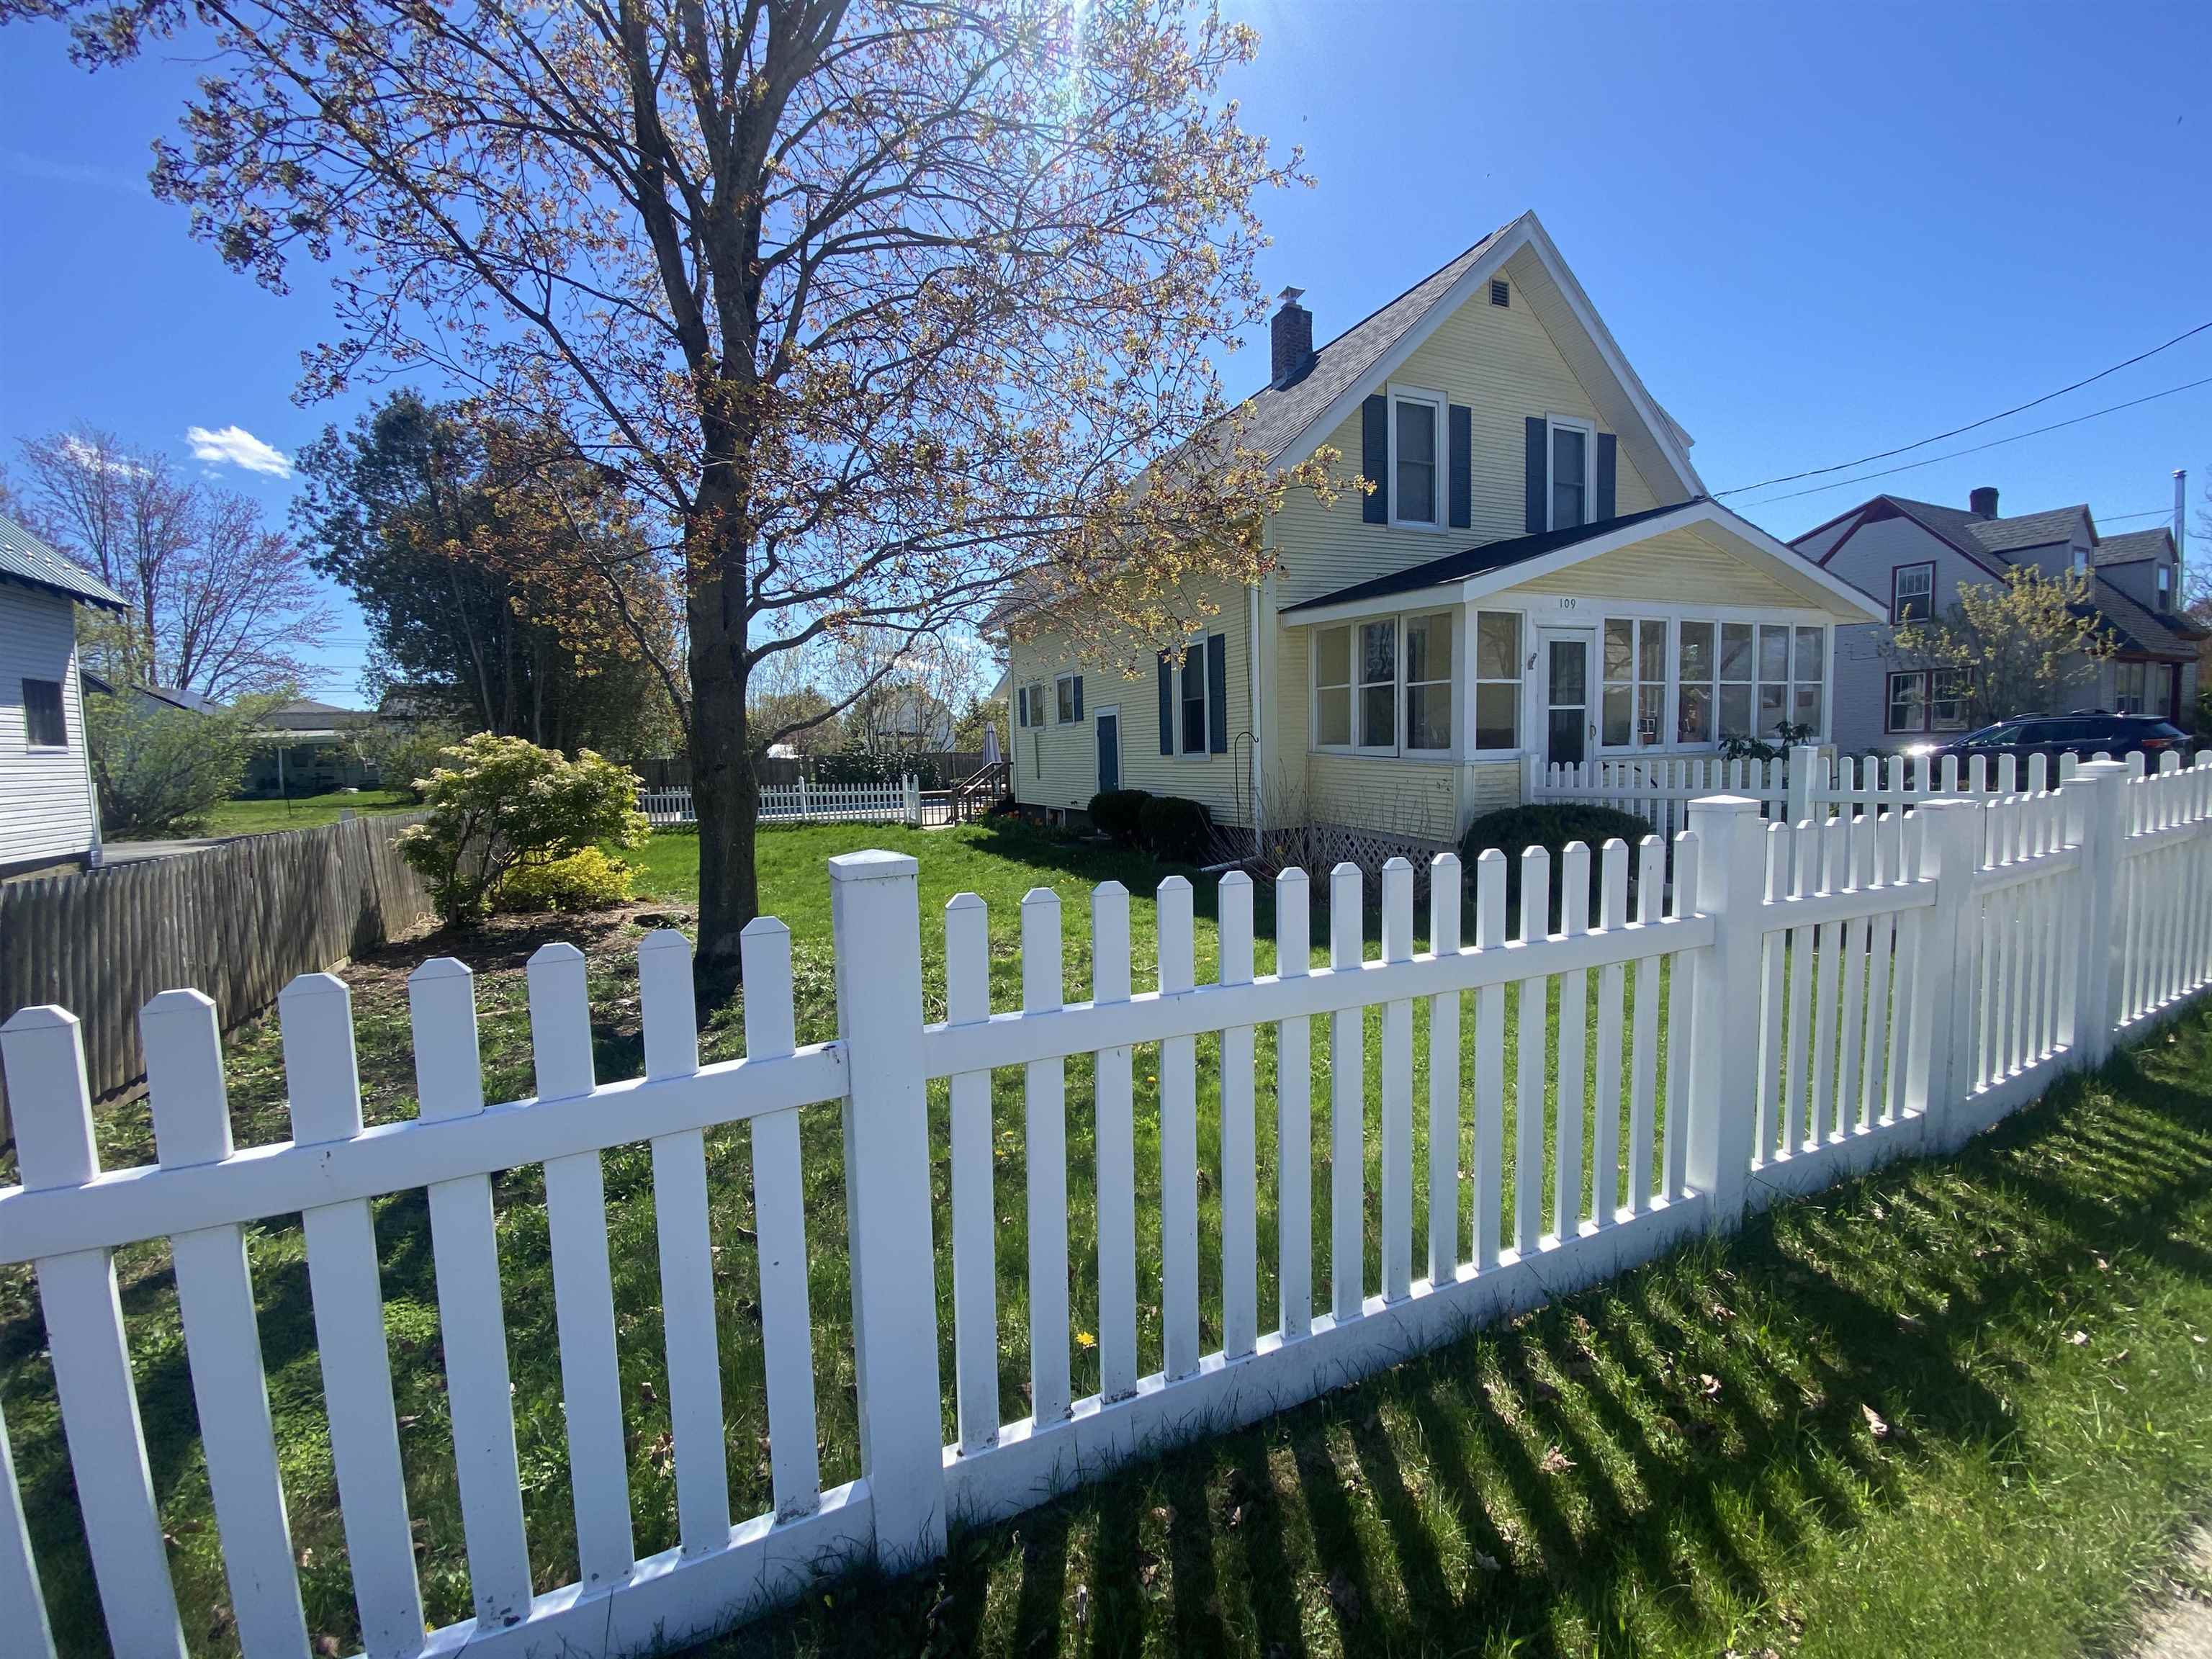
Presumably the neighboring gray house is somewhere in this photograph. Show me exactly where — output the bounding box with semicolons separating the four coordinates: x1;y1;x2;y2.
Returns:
1792;487;2201;752
0;512;127;878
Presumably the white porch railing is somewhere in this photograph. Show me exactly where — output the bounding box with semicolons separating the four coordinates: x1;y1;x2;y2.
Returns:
1;757;2208;1658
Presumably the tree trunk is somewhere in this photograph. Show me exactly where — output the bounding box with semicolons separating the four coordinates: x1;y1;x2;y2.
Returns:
688;513;757;999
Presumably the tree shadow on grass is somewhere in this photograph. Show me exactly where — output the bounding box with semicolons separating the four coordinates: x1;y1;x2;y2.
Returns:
704;1024;2212;1658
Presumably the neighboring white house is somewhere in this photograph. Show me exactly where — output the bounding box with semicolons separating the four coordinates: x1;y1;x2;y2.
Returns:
0;512;127;878
1790;488;2203;753
996;210;1884;851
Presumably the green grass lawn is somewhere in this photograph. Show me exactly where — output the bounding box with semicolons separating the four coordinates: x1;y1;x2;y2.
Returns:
1;819;2205;1658
178;788;420;838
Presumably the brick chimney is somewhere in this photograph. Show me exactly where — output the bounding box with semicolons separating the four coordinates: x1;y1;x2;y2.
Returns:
1270;287;1313;387
1969;485;2000;520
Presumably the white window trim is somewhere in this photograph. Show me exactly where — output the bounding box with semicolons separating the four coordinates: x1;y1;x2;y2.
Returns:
1544;413;1596;532
1310;611;1465;759
1386;382;1448;531
1471;608;1524;755
1053;670;1082;726
1354;616;1400;755
1557;606;1833;757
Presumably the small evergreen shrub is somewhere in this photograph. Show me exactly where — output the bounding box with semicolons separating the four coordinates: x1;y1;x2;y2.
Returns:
1138;793;1213;864
1088;788;1152;845
1460;803;1657;927
495;848;636;913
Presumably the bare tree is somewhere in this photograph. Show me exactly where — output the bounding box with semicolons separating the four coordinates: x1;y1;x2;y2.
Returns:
12;427;330;698
4;0;1342;985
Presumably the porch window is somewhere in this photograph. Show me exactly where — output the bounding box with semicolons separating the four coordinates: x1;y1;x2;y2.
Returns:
1180;647;1208;752
1601;617;1667;747
1930;667;1971;730
2115;660;2148;715
1474;611;1521;750
1677;621;1714;744
1359;619;1398;750
1314;625;1352;747
1392;394;1440;526
1403;613;1452;750
1550;421;1589;530
1717;623;1755;739
1757;624;1792;739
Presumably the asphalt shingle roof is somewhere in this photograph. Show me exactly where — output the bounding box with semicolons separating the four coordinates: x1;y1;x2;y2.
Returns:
1967;505;2089;554
2094;527;2173;567
1283;502;1697;613
0;511;126;611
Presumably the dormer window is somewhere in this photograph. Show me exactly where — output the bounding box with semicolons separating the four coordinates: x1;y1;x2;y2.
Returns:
1548;417;1593;530
2158;562;2173;611
1388;387;1444;527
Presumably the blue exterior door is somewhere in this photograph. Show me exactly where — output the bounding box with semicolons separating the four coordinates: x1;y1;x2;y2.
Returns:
1096;711;1120;793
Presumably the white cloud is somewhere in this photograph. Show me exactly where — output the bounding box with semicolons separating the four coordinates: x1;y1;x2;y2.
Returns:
185;425;293;479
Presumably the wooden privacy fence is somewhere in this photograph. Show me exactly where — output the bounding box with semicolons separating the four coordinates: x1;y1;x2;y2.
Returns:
0;812;432;1133
3;758;2211;1658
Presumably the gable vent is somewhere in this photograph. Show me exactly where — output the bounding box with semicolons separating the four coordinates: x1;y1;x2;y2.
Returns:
1489;279;1510;307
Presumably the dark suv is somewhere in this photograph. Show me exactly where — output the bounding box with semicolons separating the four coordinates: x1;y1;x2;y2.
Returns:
1912;711;2192;771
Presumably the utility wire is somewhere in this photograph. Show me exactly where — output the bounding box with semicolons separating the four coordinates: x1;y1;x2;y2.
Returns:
1716;320;2212;497
1741;374;2212;507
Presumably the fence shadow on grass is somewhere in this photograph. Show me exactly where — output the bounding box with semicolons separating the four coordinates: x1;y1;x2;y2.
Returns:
701;1030;2212;1659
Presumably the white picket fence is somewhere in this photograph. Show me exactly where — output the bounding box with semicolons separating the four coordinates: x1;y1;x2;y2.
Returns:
1527;744;2150;844
641;775;922;828
2;756;2210;1659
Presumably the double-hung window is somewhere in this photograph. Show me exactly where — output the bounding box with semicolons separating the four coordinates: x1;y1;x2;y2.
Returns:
1054;672;1083;724
1314;626;1352;747
2115;660;2148;714
1791;627;1825;732
1892;562;1934;624
1019;683;1047;729
1180;648;1208;752
1886;672;1926;734
1677;621;1715;744
1313;610;1474;755
1930;667;1970;730
1549;418;1591;530
1756;625;1794;739
1390;390;1443;526
1473;611;1521;750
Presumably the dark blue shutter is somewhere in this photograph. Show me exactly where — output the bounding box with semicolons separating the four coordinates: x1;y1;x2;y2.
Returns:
1157;655;1173;753
1524;416;1547;533
1071;675;1083;721
1362;395;1388;523
1206;634;1228;754
1448;405;1471;529
1596;432;1617;523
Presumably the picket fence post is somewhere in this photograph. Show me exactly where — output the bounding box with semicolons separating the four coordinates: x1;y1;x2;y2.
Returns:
2070;758;2131;1066
1910;799;1984;1151
904;774;922;827
1683;794;1766;1232
1786;744;1821;825
827;850;947;1570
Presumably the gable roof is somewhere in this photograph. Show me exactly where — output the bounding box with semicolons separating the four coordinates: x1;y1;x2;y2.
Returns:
1284;499;1884;624
2095;527;2175;567
1800;494;2200;657
1241;211;1704;501
0;512;127;611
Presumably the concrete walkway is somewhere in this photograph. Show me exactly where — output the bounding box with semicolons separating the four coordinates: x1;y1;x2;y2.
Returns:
99;837;230;864
2138;1527;2212;1659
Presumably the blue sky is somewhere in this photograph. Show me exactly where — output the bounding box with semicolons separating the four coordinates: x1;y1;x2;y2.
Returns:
4;2;2208;706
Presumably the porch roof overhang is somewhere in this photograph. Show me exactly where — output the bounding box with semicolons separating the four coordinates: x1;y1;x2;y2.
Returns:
1277;499;1887;628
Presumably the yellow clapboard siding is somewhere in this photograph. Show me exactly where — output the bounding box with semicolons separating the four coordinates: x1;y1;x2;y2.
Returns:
1505;527;1805;608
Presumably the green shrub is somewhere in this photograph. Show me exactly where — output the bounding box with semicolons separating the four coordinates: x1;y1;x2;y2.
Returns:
495;847;636;912
1138;793;1213;863
397;733;648;924
1460;803;1657;928
86;692;263;839
1088;788;1152;845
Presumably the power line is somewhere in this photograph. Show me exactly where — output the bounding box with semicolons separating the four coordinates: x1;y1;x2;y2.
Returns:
1741;374;2212;507
1716;320;2212;497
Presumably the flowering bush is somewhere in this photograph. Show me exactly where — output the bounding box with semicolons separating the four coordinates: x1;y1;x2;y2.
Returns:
397;733;647;924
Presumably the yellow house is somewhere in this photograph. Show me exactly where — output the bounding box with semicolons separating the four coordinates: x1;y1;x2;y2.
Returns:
1002;211;1881;856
